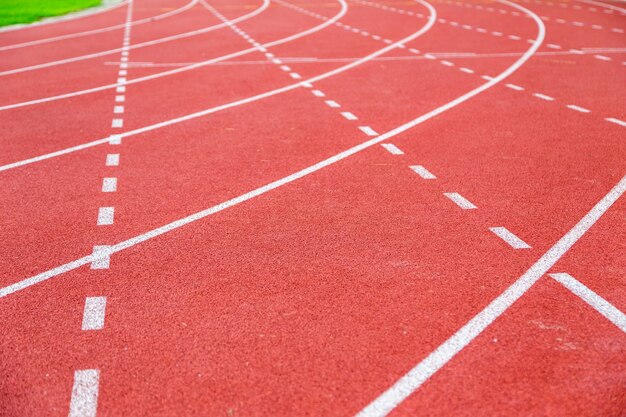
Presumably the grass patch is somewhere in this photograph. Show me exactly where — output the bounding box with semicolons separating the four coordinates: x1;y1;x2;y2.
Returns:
0;0;103;27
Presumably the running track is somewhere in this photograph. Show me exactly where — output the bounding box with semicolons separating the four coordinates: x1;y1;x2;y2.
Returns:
0;0;624;415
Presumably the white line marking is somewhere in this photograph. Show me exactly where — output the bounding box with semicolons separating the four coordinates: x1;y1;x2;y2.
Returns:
109;135;122;145
410;165;436;179
325;100;341;108
381;143;404;155
489;226;531;249
566;104;590;113
97;207;115;226
505;83;524;91
279;64;291;71
359;126;379;136
102;178;117;192
533;93;555;101
549;273;626;333
547;43;561;49
116;86;126;93
111;119;124;128
356;174;626;417
289;72;302;79
105;154;120;166
460;67;474;74
441;60;454;66
0;0;547;300
444;192;477;209
311;89;325;97
594;54;611;61
341;111;357;120
115;95;125;102
81;297;107;330
90;246;111;270
606;117;626;127
68;369;100;417
113;106;125;114
116;77;126;84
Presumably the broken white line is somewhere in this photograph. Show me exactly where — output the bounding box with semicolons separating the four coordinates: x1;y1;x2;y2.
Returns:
82;297;107;330
444;192;477;209
489;227;531;249
410;165;436;179
381;143;404;155
68;369;100;417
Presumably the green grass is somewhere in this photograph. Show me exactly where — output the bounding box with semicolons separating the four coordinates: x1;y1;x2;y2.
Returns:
0;0;103;27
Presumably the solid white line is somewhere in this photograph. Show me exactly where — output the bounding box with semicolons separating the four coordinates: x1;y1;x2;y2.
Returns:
0;0;545;298
606;117;626;127
90;246;111;270
356;174;626;417
68;369;100;417
102;178;117;192
359;126;379;136
82;297;107;330
105;154;120;166
410;165;436;179
489;226;531;249
444;192;477;209
341;111;358;120
566;104;590;113
325;100;341;108
381;143;404;155
97;207;115;226
549;273;626;333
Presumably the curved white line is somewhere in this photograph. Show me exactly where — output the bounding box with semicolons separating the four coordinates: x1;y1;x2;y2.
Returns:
0;0;129;34
0;0;267;76
0;0;342;111
0;0;199;52
578;0;626;13
0;1;436;297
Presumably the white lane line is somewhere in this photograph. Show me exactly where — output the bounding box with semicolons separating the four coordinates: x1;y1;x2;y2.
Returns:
441;60;454;66
606;117;626;127
102;178;117;192
109;135;122;145
115;95;125;102
68;369;100;417
0;0;547;298
97;207;115;226
566;104;590;113
279;64;291;71
311;89;325;97
111;119;124;128
341;111;358;120
459;67;474;74
505;83;524;91
90;246;111;269
594;54;611;61
549;273;626;333
381;143;404;155
113;106;125;114
443;192;477;209
105;154;120;166
356;174;626;417
533;93;555;101
489;226;531;249
289;72;302;79
325;100;341;108
359;126;379;136
81;297;107;330
410;165;436;179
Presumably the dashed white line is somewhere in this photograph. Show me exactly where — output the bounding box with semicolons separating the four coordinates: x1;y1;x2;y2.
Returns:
90;246;111;269
359;126;379;136
444;192;477;209
533;93;555;101
606;117;626;127
113;106;125;114
325;100;341;108
106;154;120;166
381;143;404;155
594;54;611;61
97;207;115;225
460;67;474;74
111;119;124;128
340;111;357;120
549;273;626;333
102;177;117;192
68;369;100;417
566;104;590;113
489;227;531;249
289;72;302;79
115;95;125;102
311;89;325;97
410;165;436;179
506;83;524;91
109;135;122;145
81;297;107;330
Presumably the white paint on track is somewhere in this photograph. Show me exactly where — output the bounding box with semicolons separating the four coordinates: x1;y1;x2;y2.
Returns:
410;165;437;179
355;173;626;416
444;192;477;209
549;273;626;332
0;0;198;52
68;369;100;417
489;226;531;249
0;0;269;77
0;0;550;302
82;296;107;330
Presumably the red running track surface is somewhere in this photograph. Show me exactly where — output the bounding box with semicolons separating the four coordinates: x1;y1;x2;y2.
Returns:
0;0;624;416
